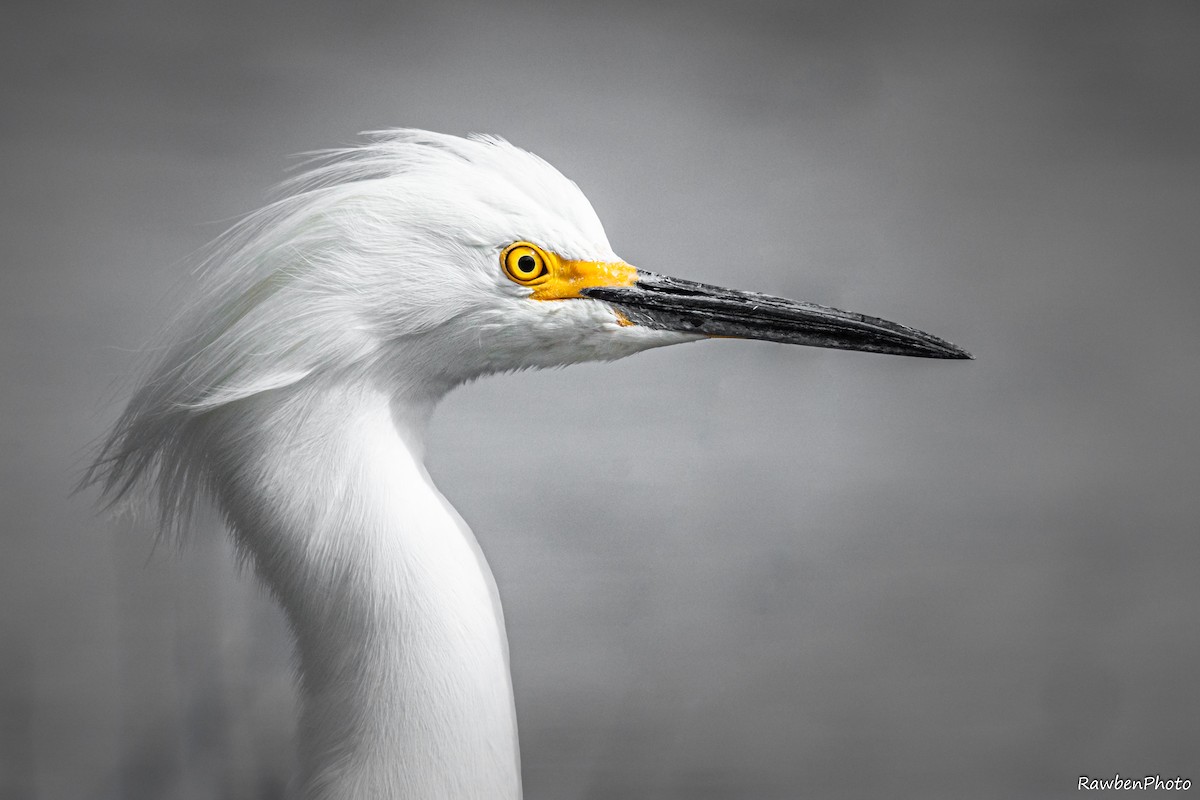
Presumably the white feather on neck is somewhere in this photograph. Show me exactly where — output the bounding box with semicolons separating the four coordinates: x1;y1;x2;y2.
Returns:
212;377;521;799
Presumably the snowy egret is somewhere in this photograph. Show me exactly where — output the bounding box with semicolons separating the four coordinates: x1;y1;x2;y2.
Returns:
86;130;969;799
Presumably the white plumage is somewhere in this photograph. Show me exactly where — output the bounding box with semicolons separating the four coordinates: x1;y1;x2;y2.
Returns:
87;129;968;799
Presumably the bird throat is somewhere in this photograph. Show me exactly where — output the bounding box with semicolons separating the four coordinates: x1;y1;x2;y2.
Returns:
213;382;522;799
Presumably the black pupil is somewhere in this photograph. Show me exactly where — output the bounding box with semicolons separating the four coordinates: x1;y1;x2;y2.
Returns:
517;254;537;274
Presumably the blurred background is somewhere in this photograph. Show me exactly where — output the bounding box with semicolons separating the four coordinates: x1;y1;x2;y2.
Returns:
2;1;1198;798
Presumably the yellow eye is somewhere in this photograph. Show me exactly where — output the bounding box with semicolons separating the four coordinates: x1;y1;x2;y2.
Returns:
502;242;550;285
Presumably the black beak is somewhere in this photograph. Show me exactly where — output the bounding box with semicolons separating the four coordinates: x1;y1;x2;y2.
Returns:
582;272;972;359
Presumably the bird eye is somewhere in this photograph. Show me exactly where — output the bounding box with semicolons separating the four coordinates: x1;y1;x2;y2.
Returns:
502;242;549;285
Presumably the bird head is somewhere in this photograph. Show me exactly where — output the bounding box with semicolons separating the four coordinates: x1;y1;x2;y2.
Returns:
305;130;701;387
176;130;966;408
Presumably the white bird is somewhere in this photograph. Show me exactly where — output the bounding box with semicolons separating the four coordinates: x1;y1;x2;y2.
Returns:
86;130;969;799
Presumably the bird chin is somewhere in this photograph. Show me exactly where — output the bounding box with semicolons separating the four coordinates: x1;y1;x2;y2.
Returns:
602;323;702;359
512;299;703;369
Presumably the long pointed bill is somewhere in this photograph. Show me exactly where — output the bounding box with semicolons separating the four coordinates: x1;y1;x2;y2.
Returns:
582;272;972;359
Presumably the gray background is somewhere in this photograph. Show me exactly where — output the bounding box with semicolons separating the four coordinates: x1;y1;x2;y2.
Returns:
2;1;1198;798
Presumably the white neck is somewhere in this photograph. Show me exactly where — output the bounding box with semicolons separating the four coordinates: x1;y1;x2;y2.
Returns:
213;381;521;800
